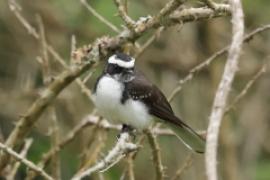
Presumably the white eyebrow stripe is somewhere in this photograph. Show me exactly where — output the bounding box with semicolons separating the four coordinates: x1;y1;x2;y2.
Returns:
108;55;135;68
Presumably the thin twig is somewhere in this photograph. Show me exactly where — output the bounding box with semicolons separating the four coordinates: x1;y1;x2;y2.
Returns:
151;0;185;26
71;132;138;180
145;129;165;180
6;139;33;180
113;0;136;30
0;142;53;180
80;115;207;137
202;0;217;10
78;130;107;173
36;15;50;84
49;107;61;180
80;0;119;33
98;173;105;180
127;154;135;180
168;45;227;102
70;35;77;63
75;78;94;101
225;65;267;113
26;115;99;179
135;27;164;58
120;135;146;180
171;153;193;180
134;0;185;34
9;0;94;103
206;1;244;180
48;44;95;101
0;129;3;143
8;0;39;38
123;0;128;13
82;70;94;84
34;15;62;180
168;24;270;102
78;119;102;172
47;43;94;102
3;59;93;170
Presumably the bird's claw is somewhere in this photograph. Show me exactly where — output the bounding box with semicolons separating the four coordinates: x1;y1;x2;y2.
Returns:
117;124;136;141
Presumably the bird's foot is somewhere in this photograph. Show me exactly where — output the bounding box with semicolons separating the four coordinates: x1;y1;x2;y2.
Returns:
117;124;136;141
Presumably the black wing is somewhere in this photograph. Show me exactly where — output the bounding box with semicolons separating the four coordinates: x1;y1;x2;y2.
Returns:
123;69;183;127
124;69;205;153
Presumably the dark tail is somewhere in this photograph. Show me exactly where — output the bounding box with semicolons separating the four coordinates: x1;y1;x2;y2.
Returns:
166;119;205;153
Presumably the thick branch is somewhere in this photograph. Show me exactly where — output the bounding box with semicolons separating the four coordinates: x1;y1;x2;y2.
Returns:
167;5;230;27
125;4;231;40
205;1;244;180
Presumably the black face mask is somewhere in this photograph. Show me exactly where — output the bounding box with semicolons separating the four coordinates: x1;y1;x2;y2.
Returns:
106;64;123;75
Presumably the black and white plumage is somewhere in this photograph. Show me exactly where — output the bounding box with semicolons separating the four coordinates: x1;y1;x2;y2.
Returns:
93;53;205;153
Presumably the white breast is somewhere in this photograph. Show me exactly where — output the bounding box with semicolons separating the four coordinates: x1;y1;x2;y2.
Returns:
93;75;153;130
93;76;123;122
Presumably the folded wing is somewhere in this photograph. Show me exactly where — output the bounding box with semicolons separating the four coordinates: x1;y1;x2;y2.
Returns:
124;69;205;153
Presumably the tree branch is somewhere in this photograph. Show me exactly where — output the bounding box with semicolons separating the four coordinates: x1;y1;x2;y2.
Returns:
80;0;120;33
71;132;138;180
145;129;165;180
205;1;244;180
26;114;100;179
167;5;230;27
113;0;136;30
202;0;217;10
225;65;267;113
168;24;270;102
6;139;33;180
171;153;193;180
126;154;135;180
0;142;53;180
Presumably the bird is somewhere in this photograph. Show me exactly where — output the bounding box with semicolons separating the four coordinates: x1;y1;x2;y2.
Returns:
92;52;205;153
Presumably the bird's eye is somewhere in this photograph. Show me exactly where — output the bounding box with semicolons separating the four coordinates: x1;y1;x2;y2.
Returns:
114;66;123;73
106;64;123;74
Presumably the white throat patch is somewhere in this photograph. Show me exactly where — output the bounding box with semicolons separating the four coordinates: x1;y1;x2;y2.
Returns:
108;55;135;68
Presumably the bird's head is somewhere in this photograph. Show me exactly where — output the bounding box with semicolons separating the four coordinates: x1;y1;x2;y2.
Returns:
105;53;135;77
